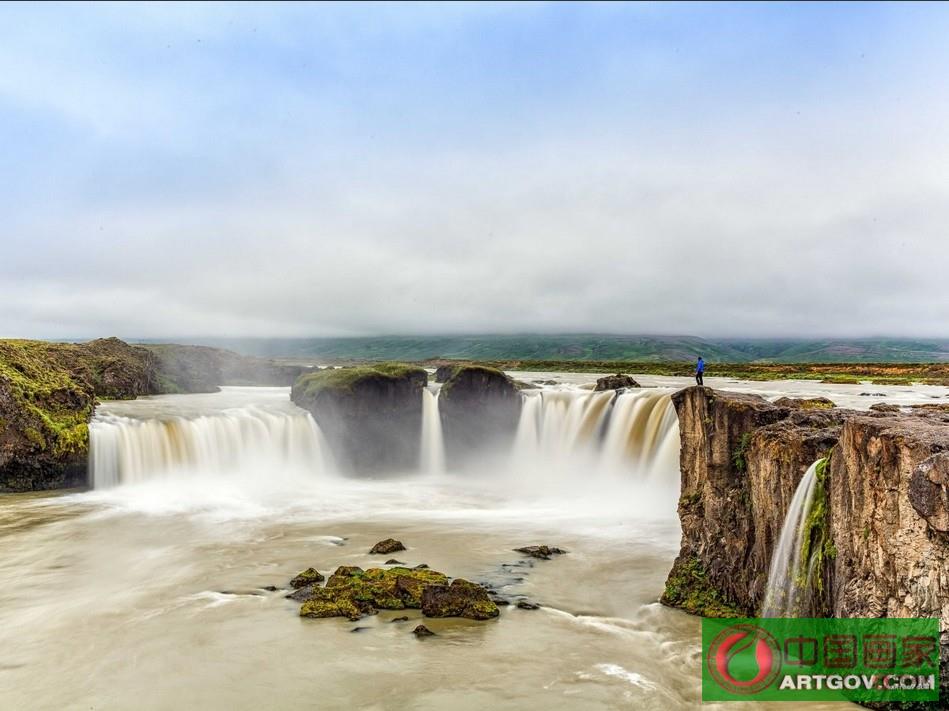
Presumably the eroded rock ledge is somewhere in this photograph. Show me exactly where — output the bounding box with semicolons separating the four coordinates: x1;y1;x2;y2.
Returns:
662;386;949;643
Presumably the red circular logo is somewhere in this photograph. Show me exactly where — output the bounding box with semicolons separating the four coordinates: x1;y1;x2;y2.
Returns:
707;623;781;695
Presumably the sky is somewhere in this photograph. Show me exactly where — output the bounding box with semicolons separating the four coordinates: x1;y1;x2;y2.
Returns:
1;1;947;340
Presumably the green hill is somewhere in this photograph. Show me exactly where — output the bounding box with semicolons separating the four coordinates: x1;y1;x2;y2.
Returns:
142;335;949;364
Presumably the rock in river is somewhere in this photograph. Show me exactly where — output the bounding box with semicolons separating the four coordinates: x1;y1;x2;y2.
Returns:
594;374;640;391
514;545;567;560
296;565;499;622
421;579;500;621
369;538;406;555
290;567;324;588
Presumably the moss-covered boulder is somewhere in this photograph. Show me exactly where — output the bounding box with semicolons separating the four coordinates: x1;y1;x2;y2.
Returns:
299;565;452;620
421;579;500;620
290;568;325;588
294;565;499;622
291;363;428;473
438;365;522;467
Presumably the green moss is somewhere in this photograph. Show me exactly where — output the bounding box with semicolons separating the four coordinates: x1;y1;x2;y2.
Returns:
439;364;510;397
732;432;752;473
679;491;702;508
660;556;746;618
0;340;96;459
796;456;836;595
293;362;426;398
300;566;450;620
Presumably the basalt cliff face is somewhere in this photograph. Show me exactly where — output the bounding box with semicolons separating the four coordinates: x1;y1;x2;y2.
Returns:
663;387;949;691
291;363;428;473
0;338;309;491
437;365;522;467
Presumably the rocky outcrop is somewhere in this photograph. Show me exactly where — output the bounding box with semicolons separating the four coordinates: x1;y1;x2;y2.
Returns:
514;545;567;560
291;364;428;473
0;338;173;491
421;579;500;620
438;365;522;466
663;387;844;615
369;538;406;555
664;386;949;691
772;396;835;410
0;337;307;491
594;374;640;391
293;565;499;622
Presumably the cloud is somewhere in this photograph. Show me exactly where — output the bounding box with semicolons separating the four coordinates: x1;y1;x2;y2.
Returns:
0;2;947;338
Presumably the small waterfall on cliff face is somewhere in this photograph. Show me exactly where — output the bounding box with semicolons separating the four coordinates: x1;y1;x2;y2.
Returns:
760;458;825;617
511;389;679;482
420;388;446;474
89;407;331;488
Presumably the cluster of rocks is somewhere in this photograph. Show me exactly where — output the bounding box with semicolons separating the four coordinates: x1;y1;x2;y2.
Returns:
284;539;569;632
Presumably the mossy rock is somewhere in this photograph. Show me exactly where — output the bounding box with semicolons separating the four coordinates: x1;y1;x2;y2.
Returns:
421;579;500;620
300;566;451;620
290;363;428;473
296;566;499;622
290;567;325;588
660;555;747;618
292;363;427;399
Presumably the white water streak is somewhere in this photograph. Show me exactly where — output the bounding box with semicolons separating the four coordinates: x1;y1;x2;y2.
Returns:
90;407;331;488
760;459;821;617
420;388;446;475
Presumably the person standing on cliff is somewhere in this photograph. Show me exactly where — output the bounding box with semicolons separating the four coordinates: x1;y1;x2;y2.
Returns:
695;356;705;386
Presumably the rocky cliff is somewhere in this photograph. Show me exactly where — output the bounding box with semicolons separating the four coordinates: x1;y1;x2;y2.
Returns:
662;386;949;694
0;338;308;491
437;365;522;467
291;363;428;473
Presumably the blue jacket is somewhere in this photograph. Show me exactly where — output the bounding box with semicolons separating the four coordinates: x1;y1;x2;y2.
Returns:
696;358;705;373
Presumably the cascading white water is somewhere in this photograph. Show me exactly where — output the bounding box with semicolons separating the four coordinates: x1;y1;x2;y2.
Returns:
89;385;679;495
760;459;823;617
89;406;332;488
420;387;446;474
512;388;680;482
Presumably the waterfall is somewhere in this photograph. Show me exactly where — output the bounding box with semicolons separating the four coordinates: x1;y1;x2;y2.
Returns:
89;407;332;488
89;385;679;491
760;458;825;617
420;387;446;474
511;388;679;481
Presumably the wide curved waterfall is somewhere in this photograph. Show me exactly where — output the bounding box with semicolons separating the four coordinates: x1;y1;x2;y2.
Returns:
513;388;680;480
89;386;679;490
760;458;823;617
90;407;332;488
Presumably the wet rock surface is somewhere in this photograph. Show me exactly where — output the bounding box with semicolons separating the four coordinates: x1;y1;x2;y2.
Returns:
294;564;498;622
290;363;428;473
369;538;406;555
290;568;324;588
412;624;435;637
594;374;640;391
438;365;522;467
514;545;567;560
421;579;500;620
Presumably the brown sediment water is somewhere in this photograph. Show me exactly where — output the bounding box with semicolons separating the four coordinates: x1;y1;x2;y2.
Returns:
0;384;873;710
